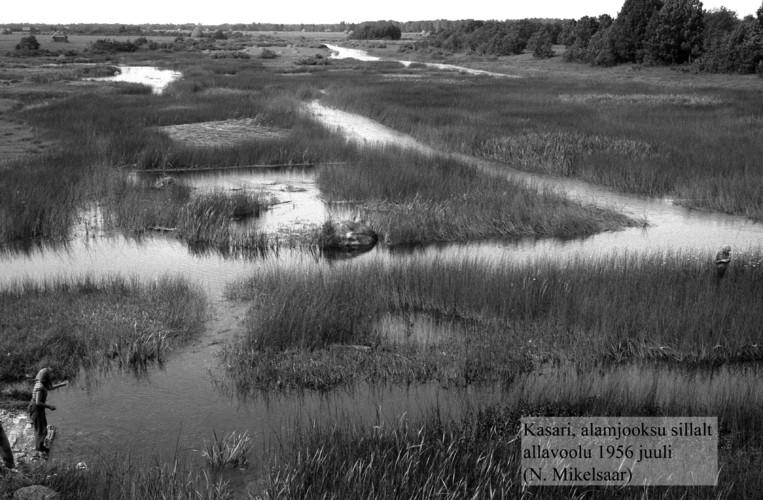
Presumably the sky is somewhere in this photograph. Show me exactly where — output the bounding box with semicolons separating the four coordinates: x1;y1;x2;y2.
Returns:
2;0;760;25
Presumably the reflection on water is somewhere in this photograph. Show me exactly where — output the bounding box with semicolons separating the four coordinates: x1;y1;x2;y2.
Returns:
179;167;328;233
84;66;181;94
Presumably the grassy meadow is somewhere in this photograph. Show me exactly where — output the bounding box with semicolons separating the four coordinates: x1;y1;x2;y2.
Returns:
1;31;763;499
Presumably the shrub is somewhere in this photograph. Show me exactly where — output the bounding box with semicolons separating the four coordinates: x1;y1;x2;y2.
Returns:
89;38;138;53
260;48;278;59
15;35;40;52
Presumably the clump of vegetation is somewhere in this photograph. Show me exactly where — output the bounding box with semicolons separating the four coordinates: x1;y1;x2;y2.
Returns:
209;51;250;59
177;190;272;243
88;38;140;53
294;54;331;66
14;35;40;53
0;275;207;381
260;48;278;59
200;430;254;468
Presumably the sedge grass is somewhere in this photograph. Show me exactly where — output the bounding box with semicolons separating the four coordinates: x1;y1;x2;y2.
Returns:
0;452;232;500
264;370;763;499
319;147;638;244
0;275;207;382
200;430;254;468
223;251;763;392
320;71;763;219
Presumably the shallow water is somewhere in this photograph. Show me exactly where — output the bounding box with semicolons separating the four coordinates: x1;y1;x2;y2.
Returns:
84;66;181;94
3;56;763;479
326;44;518;77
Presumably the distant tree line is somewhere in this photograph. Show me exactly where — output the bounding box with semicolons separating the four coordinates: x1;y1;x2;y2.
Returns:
400;19;561;57
562;0;763;74
348;21;402;40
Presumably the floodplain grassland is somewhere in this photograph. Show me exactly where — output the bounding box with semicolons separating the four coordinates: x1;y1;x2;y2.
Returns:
319;63;763;219
0;275;207;383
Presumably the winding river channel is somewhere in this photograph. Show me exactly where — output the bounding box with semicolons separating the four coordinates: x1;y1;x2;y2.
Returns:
2;54;763;488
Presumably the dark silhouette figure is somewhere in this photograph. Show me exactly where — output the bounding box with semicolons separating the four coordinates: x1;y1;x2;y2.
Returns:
714;245;731;280
28;368;67;453
0;422;14;469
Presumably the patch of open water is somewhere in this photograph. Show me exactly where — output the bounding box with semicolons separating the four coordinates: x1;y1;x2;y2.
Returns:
326;44;519;77
3;58;763;486
84;66;181;94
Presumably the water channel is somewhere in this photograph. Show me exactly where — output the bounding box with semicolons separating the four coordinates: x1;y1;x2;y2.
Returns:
2;54;763;487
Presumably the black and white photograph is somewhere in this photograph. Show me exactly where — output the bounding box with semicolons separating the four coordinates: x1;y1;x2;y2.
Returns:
1;0;763;497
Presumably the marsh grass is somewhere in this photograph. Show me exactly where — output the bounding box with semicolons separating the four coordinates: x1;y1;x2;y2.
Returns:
264;371;763;499
0;452;232;499
176;190;272;243
224;251;763;392
0;275;207;382
321;72;763;219
319;147;637;244
0;62;349;242
200;430;254;468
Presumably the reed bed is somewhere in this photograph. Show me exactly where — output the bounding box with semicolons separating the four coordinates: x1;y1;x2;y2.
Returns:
176;190;272;243
0;61;347;243
223;251;763;392
320;72;763;219
0;275;207;382
264;363;763;499
319;147;637;244
0;453;232;500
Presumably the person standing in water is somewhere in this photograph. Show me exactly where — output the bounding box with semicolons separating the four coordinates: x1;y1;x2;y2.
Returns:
714;245;732;280
29;368;67;453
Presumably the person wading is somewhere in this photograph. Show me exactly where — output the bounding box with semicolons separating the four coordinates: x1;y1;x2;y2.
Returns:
714;245;732;280
28;368;68;453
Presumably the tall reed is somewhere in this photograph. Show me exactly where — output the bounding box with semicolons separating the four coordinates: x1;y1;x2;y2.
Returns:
224;251;763;391
0;275;207;382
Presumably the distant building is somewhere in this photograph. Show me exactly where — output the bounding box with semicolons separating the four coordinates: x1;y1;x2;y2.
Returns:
51;31;69;42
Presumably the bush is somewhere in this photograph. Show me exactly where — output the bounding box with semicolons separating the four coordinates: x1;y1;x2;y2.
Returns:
15;35;40;52
260;48;278;59
89;38;138;53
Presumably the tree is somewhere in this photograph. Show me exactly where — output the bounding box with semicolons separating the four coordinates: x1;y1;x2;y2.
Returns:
15;35;40;52
645;0;705;64
528;27;554;58
587;27;618;65
705;7;738;39
611;0;665;62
